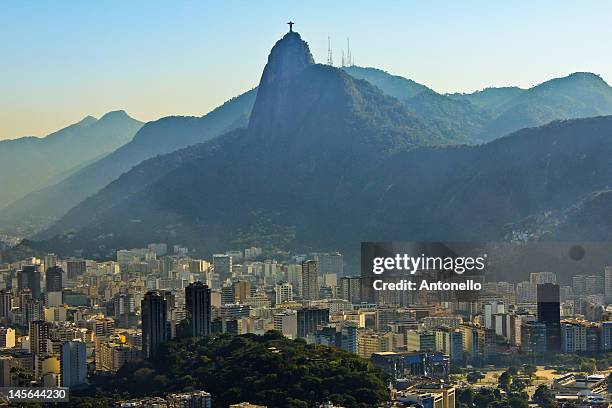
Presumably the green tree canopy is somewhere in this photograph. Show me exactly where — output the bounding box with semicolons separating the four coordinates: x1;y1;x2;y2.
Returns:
467;371;485;383
78;332;390;408
498;371;511;391
533;384;557;408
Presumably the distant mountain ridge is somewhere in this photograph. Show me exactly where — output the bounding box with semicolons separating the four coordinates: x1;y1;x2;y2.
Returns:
0;111;143;211
27;32;612;263
479;72;612;139
347;67;612;143
0;90;257;235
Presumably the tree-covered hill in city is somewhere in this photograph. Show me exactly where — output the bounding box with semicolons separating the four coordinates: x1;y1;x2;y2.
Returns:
0;89;256;235
0;110;142;210
74;332;389;408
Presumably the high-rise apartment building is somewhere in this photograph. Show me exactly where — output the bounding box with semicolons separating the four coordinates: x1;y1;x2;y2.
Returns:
314;252;343;277
585;275;604;295
213;254;232;282
60;340;87;388
274;283;293;304
572;275;586;296
537;283;560;351
560;322;587;353
435;329;464;362
29;320;52;355
297;307;329;338
142;291;168;359
66;259;86;280
112;293;136;317
96;341;140;372
185;282;211;338
18;265;41;299
339;276;362;304
301;260;318;300
45;266;64;293
0;291;13;319
520;321;547;354
232;281;252;303
44;254;58;270
273;311;298;339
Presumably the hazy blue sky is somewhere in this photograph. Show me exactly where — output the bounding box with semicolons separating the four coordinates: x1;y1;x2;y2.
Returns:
2;1;612;139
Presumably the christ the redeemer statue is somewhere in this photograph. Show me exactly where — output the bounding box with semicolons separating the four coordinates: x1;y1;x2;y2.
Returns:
287;21;294;32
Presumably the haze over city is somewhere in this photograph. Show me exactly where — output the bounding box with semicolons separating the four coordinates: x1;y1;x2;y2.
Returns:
2;0;612;139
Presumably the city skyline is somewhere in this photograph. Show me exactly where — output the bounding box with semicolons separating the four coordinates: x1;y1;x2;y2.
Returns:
0;2;610;405
3;0;612;139
0;240;610;406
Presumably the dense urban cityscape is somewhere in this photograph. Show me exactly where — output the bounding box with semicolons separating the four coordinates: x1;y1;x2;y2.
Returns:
0;242;609;406
3;2;612;407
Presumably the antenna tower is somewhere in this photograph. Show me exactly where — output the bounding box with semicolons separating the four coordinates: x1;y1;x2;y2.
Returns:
346;37;352;66
327;36;334;66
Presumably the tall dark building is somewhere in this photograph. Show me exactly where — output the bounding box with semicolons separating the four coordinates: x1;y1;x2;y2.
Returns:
29;320;52;355
5;269;16;291
185;282;211;338
45;266;64;293
297;307;329;338
66;259;86;280
18;266;41;300
141;291;168;359
537;283;560;351
0;290;13;319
